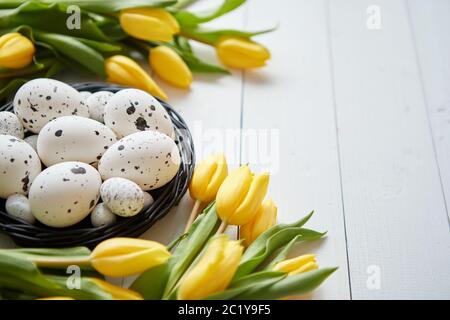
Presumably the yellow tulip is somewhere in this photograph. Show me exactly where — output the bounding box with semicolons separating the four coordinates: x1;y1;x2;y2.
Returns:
37;297;74;300
90;238;171;277
149;46;193;89
120;8;179;42
0;32;35;69
216;37;270;69
89;278;143;300
216;165;269;225
273;254;319;276
189;153;228;203
105;55;167;100
178;235;243;300
240;198;277;246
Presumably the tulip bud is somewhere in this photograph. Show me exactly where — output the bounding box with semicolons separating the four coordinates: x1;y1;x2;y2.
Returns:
90;238;171;277
189;153;228;203
240;198;277;246
216;37;270;69
88;278;143;300
105;55;167;100
216;165;269;225
149;46;193;89
120;8;179;42
273;254;319;276
178;235;243;300
0;32;35;69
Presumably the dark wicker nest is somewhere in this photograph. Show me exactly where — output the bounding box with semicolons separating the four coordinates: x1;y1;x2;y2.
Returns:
0;82;195;248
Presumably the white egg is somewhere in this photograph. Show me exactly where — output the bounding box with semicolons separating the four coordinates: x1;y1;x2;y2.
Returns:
0;135;41;199
79;91;92;100
91;203;117;227
98;131;181;190
100;177;144;217
29;162;101;228
142;191;154;211
37;116;117;167
104;89;174;138
24;134;38;151
14;78;89;133
0;111;24;138
86;91;113;123
5;194;35;224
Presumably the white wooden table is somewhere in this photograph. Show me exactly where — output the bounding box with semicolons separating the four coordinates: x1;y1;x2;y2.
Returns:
1;0;450;300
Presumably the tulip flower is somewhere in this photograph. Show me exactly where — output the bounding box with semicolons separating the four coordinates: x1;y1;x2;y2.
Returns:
90;238;171;277
120;8;179;42
0;32;35;69
240;198;277;247
105;55;167;100
216;37;270;69
149;46;193;89
89;278;143;300
185;153;228;232
273;254;319;276
216;165;269;231
178;235;243;300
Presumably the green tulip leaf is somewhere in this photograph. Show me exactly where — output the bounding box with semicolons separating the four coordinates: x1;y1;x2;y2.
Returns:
34;31;106;76
0;57;54;79
163;202;220;297
263;235;303;271
181;26;276;45
77;38;123;53
175;0;246;27
47;275;113;300
131;262;170;300
232;267;338;300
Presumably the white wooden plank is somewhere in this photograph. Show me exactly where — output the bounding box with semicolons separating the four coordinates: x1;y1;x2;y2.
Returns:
408;0;450;223
242;0;351;299
329;0;450;299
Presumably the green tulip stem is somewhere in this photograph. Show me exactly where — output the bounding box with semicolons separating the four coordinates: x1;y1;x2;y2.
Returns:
26;256;91;268
216;220;228;234
184;199;202;233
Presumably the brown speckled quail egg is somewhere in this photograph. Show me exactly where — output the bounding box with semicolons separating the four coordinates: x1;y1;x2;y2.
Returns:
37;116;117;167
24;134;38;152
0;111;24;138
90;203;117;227
0;135;41;199
100;177;144;217
29;162;101;228
98;131;181;190
14;78;89;133
86;91;113;123
104;89;174;138
5;194;35;224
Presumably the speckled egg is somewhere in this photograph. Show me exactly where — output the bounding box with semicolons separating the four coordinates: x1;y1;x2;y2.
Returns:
86;91;113;123
103;89;174;138
0;111;24;139
5;194;35;224
79;91;92;100
24;134;38;152
90;203;117;227
98;131;180;190
37;116;117;167
0;135;41;199
142;191;154;211
14;78;89;133
100;177;144;217
29;162;101;228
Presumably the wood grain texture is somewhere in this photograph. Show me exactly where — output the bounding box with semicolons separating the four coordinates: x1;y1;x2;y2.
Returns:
328;0;450;299
242;0;351;300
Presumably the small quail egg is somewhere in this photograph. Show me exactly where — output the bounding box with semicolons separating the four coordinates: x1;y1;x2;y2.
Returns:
91;203;117;227
100;177;144;217
79;91;92;100
86;91;113;123
0;111;24;139
142;192;154;211
14;78;89;133
24;134;38;151
5;194;35;224
104;89;174;138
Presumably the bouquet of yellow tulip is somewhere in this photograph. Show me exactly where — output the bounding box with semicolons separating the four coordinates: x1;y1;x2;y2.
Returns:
0;153;337;300
0;0;274;102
